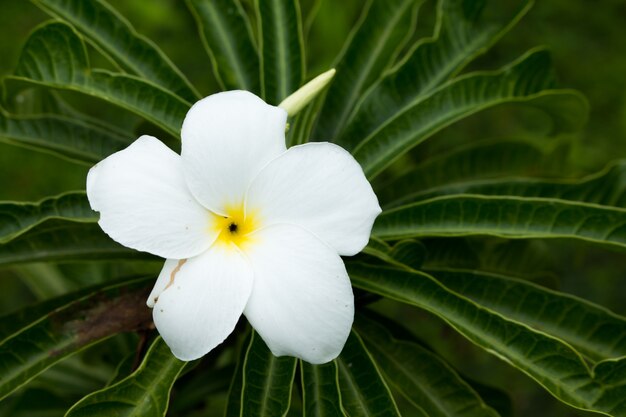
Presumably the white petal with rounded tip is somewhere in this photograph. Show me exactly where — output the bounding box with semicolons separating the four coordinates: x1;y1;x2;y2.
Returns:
246;143;381;256
86;135;215;259
152;245;253;361
181;91;287;214
243;224;354;364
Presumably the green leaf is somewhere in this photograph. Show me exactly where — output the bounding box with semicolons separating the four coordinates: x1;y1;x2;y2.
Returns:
12;22;190;137
418;160;626;207
0;221;153;267
225;332;249;417
301;360;346;417
313;0;421;141
0;108;131;164
0;192;93;243
349;49;588;179
427;268;626;361
256;0;305;104
340;0;532;147
376;139;564;208
187;0;260;93
348;262;626;416
239;331;297;417
355;313;500;417
373;195;626;251
336;331;401;417
32;0;199;101
65;337;185;417
0;277;153;400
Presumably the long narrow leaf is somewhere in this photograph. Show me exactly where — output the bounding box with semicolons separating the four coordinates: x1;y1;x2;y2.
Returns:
336;331;402;417
12;22;190;137
65;337;185;417
350;49;587;179
0;109;131;164
32;0;199;101
313;0;422;140
348;262;626;416
0;277;153;400
239;331;297;417
373;195;626;251
301;360;346;417
427;268;626;361
0;192;93;243
256;0;305;104
340;0;532;147
355;313;500;417
0;221;153;267
187;0;260;93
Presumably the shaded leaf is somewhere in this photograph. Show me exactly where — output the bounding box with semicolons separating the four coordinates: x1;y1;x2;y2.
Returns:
377;139;564;208
418;160;626;207
427;268;626;361
313;0;422;140
348;262;626;416
340;0;532;146
0;277;153;400
336;331;402;417
238;331;297;417
355;313;500;417
301;360;346;417
256;0;305;104
32;0;199;101
349;49;588;179
0;221;154;267
65;337;185;417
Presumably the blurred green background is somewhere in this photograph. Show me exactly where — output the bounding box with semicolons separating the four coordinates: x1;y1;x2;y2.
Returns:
1;1;625;416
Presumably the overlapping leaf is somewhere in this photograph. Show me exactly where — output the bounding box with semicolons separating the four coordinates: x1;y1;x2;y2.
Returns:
355;313;500;417
416;160;626;207
336;331;402;417
187;0;260;93
229;331;297;417
256;0;305;104
0;109;131;164
0;277;153;400
65;337;185;417
11;22;190;137
350;49;587;179
377;140;565;207
339;0;532;147
313;0;422;140
0;192;93;243
0;221;152;267
428;268;626;361
374;195;626;251
301;360;345;417
32;0;199;101
348;262;626;416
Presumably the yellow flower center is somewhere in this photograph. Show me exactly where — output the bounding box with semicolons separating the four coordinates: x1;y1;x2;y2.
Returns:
213;204;258;249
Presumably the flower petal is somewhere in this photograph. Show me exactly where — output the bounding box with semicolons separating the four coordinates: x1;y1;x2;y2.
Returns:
246;143;381;256
151;245;253;361
181;91;287;214
87;135;215;259
243;224;354;364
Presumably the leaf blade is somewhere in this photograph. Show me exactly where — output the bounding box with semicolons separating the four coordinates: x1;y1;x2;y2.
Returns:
32;0;200;101
187;0;260;93
256;0;305;104
65;337;185;417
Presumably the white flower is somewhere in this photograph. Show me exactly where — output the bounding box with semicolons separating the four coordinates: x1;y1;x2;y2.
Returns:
86;91;381;364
